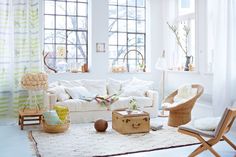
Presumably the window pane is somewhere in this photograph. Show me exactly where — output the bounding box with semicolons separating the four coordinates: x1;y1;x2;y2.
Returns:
56;2;65;15
56;16;66;29
109;6;117;18
56;45;66;58
128;7;136;19
77;32;87;45
67;16;77;29
67;2;77;15
137;21;145;33
118;6;126;18
109;46;117;58
67;45;76;58
128;34;136;46
178;0;195;16
56;30;66;44
128;20;136;32
137;34;144;45
44;30;54;43
78;3;87;16
128;0;136;6
45;15;54;28
78;17;87;30
45;1;55;14
67;31;76;44
77;45;87;58
137;0;145;7
137;8;145;20
118;19;126;32
44;44;54;55
118;0;126;5
109;32;117;45
109;19;117;32
118;33;127;45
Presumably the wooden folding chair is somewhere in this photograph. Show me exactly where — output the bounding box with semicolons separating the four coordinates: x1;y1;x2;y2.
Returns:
178;107;236;157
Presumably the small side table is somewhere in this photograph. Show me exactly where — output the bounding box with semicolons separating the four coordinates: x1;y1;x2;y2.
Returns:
18;109;43;130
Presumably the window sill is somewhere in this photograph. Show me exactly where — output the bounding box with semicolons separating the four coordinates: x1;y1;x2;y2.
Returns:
165;69;200;74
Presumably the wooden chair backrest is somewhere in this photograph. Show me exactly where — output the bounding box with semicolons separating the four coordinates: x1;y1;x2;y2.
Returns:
214;107;236;139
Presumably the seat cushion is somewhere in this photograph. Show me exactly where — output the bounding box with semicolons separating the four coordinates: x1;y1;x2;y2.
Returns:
56;96;152;112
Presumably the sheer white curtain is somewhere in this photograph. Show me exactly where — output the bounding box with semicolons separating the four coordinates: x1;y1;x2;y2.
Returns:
0;0;42;117
210;0;236;116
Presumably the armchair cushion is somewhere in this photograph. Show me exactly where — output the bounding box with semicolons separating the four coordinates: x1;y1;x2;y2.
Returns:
174;85;197;101
193;117;221;131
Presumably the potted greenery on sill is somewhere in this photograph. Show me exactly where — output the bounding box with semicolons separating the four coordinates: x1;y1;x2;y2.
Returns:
167;22;193;71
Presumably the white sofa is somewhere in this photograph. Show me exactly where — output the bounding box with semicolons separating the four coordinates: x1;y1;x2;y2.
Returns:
44;78;159;123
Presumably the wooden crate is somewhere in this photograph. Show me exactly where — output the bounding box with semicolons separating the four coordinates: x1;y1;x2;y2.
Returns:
112;110;150;134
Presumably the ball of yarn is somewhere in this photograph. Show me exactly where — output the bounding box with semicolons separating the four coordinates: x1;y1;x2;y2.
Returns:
94;119;108;132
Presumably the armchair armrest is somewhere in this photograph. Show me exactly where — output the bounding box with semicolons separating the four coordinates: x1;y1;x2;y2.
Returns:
146;90;159;109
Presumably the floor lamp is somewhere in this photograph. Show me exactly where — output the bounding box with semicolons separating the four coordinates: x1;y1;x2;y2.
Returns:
155;50;168;117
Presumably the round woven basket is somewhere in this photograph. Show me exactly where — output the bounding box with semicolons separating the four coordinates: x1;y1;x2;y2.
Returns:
41;118;70;133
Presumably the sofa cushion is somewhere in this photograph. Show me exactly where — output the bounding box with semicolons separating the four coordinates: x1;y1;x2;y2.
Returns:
59;80;83;87
56;97;152;112
47;86;70;101
81;79;107;96
120;85;149;97
107;78;132;95
65;86;96;99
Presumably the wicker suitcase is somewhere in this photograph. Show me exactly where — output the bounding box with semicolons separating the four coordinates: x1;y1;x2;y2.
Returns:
112;110;150;134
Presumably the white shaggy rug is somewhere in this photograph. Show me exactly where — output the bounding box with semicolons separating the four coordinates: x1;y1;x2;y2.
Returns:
30;121;199;157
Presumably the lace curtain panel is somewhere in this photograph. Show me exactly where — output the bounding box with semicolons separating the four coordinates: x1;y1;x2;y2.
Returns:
0;0;42;117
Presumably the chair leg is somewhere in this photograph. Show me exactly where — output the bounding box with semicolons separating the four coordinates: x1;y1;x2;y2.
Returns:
223;135;236;150
201;140;220;157
189;144;206;157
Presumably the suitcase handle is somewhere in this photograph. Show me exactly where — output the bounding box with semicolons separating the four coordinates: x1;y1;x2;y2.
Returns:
132;123;141;128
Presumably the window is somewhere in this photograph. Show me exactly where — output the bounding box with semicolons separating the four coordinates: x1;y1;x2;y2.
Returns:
170;0;196;71
44;0;88;72
108;0;146;72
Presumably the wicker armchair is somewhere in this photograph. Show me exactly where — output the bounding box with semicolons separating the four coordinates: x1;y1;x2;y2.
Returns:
163;84;204;127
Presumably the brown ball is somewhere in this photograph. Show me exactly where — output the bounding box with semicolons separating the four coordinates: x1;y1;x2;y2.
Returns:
94;119;108;132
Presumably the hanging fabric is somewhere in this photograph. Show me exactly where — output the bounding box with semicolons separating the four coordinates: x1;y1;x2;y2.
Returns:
0;0;42;117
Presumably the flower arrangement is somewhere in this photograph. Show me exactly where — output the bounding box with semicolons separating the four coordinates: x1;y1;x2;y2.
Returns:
167;22;190;56
167;22;193;71
129;98;138;111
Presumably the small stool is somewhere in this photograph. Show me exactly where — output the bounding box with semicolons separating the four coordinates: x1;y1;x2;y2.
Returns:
18;109;43;130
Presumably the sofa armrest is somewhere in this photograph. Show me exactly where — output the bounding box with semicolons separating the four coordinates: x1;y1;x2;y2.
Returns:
146;90;159;109
44;92;57;110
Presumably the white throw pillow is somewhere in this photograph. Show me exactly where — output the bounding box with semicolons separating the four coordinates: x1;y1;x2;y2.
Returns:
174;85;197;101
47;86;70;101
59;80;82;87
107;78;122;95
120;85;149;97
65;86;96;99
122;77;154;90
193;117;221;131
81;79;107;96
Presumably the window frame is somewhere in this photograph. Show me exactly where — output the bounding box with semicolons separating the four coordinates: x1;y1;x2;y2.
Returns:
108;0;147;73
43;0;88;72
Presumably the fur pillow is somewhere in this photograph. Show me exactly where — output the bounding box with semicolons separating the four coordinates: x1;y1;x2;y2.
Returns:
193;117;221;131
47;86;70;101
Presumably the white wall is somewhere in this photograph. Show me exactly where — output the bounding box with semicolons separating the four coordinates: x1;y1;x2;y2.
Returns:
48;0;213;106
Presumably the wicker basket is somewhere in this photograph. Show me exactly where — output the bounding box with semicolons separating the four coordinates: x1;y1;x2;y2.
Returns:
163;84;204;127
41;117;70;133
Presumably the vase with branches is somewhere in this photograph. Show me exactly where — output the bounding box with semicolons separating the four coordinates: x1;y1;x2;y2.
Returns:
167;22;193;71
